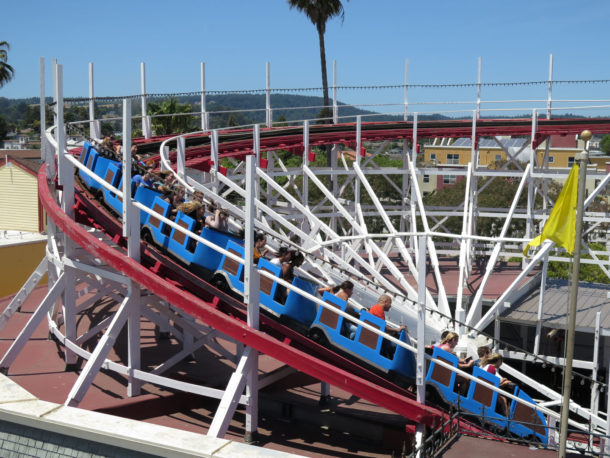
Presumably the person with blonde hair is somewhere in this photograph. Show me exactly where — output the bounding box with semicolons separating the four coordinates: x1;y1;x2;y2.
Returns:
177;200;205;232
437;331;474;370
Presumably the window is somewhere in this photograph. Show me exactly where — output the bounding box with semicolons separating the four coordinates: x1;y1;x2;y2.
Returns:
447;154;460;165
443;175;457;184
495;154;502;162
423;174;430;183
548;156;554;163
568;157;575;166
430;153;437;162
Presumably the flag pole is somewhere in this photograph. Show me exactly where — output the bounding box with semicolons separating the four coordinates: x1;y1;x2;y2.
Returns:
558;129;591;457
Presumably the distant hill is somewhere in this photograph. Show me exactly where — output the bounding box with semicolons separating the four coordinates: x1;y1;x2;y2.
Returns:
0;93;450;128
0;92;586;137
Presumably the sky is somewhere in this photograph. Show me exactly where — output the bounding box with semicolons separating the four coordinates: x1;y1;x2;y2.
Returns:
2;0;610;117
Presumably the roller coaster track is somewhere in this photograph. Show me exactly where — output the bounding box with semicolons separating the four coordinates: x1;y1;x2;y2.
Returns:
137;117;610;169
5;113;609;451
39;164;452;428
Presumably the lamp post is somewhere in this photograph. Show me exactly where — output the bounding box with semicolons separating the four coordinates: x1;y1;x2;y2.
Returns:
558;129;591;457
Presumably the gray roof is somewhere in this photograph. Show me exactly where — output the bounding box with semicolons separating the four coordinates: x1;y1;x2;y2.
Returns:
500;279;610;335
451;138;527;148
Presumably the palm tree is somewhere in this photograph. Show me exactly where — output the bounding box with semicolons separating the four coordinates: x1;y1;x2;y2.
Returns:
148;98;195;135
287;0;346;122
0;41;15;88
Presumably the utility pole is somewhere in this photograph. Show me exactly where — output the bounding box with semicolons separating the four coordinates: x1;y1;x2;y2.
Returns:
558;129;591;457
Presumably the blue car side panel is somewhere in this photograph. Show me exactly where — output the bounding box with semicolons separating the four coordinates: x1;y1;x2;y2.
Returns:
167;212;196;265
81;149;99;189
133;186;162;224
425;347;459;404
91;156;119;192
509;387;548;444
390;331;416;379
462;366;508;429
193;228;243;272
143;196;171;249
218;240;245;293
257;258;282;312
283;276;318;325
102;164;123;215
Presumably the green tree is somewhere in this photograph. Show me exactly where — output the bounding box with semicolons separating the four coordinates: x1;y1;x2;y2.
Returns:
600;134;610;154
287;0;347;121
148;98;195;135
0;115;7;140
0;41;15;88
547;242;609;284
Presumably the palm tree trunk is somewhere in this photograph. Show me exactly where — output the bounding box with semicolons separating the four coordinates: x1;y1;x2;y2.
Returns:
317;23;333;168
317;24;330;119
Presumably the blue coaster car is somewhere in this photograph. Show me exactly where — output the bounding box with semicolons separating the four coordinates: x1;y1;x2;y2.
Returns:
310;292;415;380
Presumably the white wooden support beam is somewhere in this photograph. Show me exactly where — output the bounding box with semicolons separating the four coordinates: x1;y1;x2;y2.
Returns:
591;312;601;416
141;62;151;139
88;62;99;140
406;155;451;316
65;295;132;407
332;60;338;124
416;236;427;402
244;153;260;441
604;363;610;455
0;257;47;331
534;251;550;355
61;265;77;368
455;162;472;330
473;241;553;331
265;62;271;128
302;120;310;225
40;58;46;162
62;258;128;285
0;274;65;372
403;59;409;122
524;110;538;271
476;57;482;120
352;161;438;312
200;62;208;131
210;129;219;195
208;347;254;438
466;164;531;325
122;99;142;397
177;136;186;182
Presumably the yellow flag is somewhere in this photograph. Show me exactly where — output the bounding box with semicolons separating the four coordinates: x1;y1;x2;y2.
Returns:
523;164;579;257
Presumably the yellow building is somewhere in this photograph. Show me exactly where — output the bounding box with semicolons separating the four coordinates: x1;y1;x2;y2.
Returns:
0;157;45;232
0;156;48;297
423;136;609;171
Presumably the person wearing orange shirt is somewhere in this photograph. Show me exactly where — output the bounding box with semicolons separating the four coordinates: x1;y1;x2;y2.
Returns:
368;295;407;357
